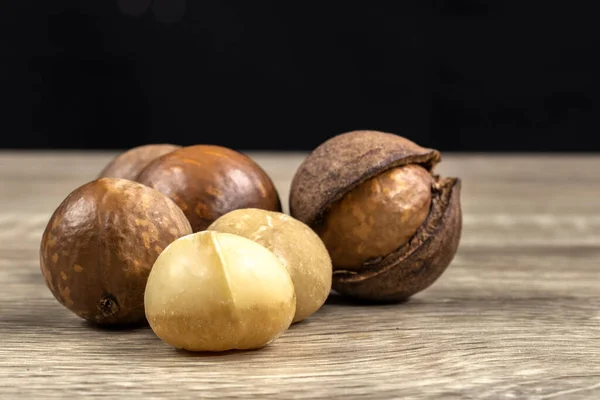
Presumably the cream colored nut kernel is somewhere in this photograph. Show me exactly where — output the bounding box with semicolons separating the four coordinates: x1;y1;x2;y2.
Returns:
208;208;332;323
144;230;296;352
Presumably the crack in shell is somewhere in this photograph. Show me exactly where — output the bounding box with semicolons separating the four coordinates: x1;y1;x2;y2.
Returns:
289;131;462;302
332;177;462;301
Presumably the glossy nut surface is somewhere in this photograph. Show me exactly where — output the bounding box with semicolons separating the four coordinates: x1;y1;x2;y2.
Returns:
136;145;281;232
208;208;332;323
98;144;181;181
39;178;193;325
144;231;296;352
289;130;462;302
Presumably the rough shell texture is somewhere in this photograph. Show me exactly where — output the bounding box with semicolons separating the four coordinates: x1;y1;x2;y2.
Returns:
39;178;193;325
98;144;181;181
332;177;462;302
207;208;332;323
136;145;282;232
144;231;296;352
289;130;441;227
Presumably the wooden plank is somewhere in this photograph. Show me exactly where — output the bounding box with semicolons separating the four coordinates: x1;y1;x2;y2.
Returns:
1;151;599;399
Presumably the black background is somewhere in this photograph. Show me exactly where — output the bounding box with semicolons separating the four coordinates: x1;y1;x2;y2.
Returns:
2;1;598;151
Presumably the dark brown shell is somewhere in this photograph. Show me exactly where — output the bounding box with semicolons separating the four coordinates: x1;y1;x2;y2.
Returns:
289;130;441;227
332;177;462;302
98;144;181;181
39;178;193;325
289;130;462;302
136;145;282;232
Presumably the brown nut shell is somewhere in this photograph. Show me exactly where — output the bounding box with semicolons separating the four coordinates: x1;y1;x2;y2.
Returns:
39;178;193;325
332;177;462;302
98;144;181;181
289;130;461;302
136;145;282;232
289;130;441;227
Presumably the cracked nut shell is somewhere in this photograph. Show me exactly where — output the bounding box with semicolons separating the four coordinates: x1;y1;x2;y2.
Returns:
39;178;193;325
136;145;282;232
98;143;181;181
289;130;462;302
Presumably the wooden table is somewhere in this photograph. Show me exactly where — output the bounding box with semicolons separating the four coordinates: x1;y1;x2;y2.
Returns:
1;151;599;399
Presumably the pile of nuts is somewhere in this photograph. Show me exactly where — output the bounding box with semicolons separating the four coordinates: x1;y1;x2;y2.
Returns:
39;130;462;352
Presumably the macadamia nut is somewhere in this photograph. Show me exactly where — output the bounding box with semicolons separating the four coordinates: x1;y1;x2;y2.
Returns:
144;231;296;352
289;130;462;302
316;164;433;270
136;145;281;232
98;144;181;181
208;208;332;323
39;177;192;325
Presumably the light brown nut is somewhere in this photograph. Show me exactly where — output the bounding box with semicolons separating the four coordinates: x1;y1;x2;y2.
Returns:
208;208;332;323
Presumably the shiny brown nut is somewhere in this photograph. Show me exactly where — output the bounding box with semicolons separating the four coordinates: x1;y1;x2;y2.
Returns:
289;130;462;302
98;144;181;181
39;178;193;325
144;231;296;352
136;145;282;232
208;208;332;323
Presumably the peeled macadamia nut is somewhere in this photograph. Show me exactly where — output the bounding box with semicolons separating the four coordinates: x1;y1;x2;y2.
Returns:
98;144;181;181
144;231;296;352
208;208;332;323
316;164;433;270
39;178;193;325
136;144;281;232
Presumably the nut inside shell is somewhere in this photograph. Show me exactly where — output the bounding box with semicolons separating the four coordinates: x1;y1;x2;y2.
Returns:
315;164;434;271
331;176;461;301
290;130;441;228
289;130;462;302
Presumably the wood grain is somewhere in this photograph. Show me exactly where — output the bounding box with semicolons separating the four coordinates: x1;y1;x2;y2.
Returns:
1;151;599;399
